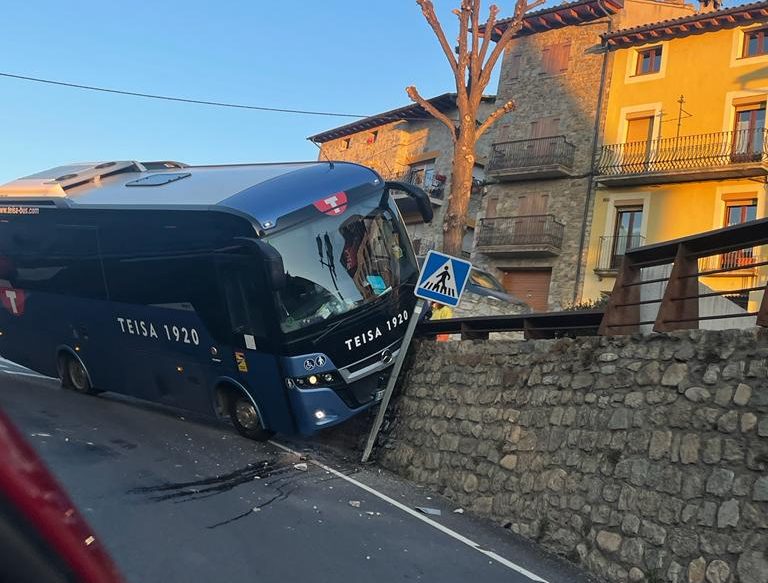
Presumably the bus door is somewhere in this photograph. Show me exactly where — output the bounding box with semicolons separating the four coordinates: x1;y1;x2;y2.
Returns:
215;254;295;435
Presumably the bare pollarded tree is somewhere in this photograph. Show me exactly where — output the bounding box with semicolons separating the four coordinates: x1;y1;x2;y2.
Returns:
408;0;543;255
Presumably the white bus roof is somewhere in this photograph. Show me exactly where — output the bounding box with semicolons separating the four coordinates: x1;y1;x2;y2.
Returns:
0;160;382;227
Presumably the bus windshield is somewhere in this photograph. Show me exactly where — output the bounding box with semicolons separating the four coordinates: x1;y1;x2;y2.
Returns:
267;193;416;333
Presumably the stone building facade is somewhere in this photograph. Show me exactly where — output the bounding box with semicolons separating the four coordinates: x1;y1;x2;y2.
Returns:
381;328;768;583
309;94;498;256
472;0;695;312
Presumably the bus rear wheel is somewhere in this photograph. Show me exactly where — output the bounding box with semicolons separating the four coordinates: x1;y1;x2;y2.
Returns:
228;394;273;441
60;354;96;395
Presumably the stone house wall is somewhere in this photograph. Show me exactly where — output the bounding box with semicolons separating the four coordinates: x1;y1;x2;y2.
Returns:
473;19;612;311
473;0;694;311
381;329;768;583
318;99;498;254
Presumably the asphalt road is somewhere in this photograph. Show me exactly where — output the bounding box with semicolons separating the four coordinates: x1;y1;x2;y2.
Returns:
0;357;590;583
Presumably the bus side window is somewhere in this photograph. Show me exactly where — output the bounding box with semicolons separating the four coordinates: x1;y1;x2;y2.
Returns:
9;224;107;300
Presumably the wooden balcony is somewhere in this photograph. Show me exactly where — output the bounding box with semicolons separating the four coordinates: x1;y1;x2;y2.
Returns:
486;136;576;181
597;129;768;186
476;214;564;258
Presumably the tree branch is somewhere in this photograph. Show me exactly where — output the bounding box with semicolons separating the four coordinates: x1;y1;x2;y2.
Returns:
476;99;515;137
406;86;457;140
477;4;499;74
453;0;471;104
416;0;458;70
469;0;481;87
478;0;546;90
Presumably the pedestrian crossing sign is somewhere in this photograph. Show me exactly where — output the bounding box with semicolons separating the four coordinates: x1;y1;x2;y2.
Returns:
414;250;472;307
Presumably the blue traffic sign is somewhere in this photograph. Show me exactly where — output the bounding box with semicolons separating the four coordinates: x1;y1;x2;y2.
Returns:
414;250;472;307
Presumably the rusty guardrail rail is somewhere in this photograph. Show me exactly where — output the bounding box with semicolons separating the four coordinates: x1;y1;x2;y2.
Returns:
599;217;768;335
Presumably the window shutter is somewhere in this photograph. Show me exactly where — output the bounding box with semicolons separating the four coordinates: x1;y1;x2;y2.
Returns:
558;42;571;73
507;54;522;80
540;47;551;75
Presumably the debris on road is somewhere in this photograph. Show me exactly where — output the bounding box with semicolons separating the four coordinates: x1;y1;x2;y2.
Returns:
252;507;261;513
453;508;465;514
293;463;308;471
415;507;442;516
349;500;361;508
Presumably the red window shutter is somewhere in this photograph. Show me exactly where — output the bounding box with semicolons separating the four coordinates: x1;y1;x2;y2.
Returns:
558;42;571;73
540;47;551;75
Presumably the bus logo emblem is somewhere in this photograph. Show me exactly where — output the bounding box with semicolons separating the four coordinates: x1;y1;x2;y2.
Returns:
304;358;315;371
313;192;347;216
0;288;25;316
315;355;326;367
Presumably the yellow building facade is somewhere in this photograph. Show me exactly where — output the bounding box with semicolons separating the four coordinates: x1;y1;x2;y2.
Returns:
584;3;768;311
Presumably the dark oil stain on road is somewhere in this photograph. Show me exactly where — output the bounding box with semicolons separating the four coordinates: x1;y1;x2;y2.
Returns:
128;455;312;529
110;438;138;450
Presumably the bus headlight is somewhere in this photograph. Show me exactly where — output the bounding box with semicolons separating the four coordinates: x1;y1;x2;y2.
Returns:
285;372;340;389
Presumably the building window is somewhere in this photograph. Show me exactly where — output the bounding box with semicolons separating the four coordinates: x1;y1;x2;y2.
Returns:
367;131;378;145
611;206;643;269
341;138;351;150
635;46;662;76
720;199;758;270
743;27;768;58
540;42;571;76
725;199;757;227
732;102;766;161
408;160;444;198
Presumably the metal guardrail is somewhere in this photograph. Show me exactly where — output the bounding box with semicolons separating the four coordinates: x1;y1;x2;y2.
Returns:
599;218;768;335
417;310;604;340
597;128;768;176
476;214;565;249
595;235;646;271
487;135;576;173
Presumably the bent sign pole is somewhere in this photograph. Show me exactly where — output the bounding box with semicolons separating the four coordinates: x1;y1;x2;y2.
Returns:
361;299;425;463
361;250;473;463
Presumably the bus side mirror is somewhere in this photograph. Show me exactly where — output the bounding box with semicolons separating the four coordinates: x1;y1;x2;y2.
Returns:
385;181;433;223
235;237;286;290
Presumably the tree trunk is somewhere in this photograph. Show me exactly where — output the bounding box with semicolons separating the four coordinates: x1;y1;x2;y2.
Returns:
442;129;476;256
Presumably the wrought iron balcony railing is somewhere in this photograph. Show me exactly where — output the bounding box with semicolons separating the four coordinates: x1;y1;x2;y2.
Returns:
597;129;768;177
487;136;576;175
477;214;565;249
595;235;646;272
387;172;446;199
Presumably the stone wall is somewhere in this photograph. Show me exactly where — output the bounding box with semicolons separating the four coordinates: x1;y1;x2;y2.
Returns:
380;329;768;583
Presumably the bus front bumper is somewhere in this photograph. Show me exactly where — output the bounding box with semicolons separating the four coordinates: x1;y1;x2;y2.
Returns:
287;386;375;436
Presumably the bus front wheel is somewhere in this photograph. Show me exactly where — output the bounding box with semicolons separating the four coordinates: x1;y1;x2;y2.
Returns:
228;394;274;442
59;354;96;395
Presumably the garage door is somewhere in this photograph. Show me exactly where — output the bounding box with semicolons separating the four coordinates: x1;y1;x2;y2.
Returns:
502;269;552;312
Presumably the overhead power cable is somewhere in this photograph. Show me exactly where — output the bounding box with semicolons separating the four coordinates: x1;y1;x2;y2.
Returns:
0;71;369;119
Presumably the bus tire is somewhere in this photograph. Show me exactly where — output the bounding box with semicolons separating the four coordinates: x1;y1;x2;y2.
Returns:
60;353;97;395
228;393;274;442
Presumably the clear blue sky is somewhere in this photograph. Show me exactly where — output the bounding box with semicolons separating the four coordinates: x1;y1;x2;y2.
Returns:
0;0;505;184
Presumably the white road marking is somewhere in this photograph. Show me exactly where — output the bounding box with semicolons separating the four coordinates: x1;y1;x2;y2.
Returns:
270;440;549;583
2;370;55;380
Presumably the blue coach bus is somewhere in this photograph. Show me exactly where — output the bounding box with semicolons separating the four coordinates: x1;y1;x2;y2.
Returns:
0;160;432;440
